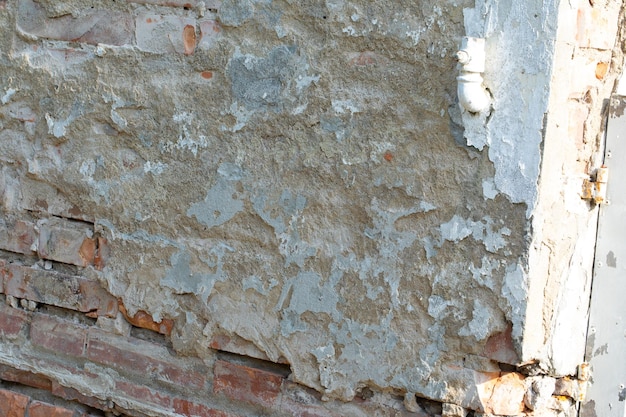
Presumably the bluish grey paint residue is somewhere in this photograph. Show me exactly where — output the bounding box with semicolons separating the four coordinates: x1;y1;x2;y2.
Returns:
279;270;341;336
187;163;244;228
253;190;316;267
228;45;313;114
439;214;510;253
501;263;528;342
161;244;234;301
242;275;278;296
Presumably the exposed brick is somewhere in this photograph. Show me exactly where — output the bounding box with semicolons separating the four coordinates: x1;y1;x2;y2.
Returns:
280;381;343;417
482;324;519;364
37;218;97;267
28;400;76;417
475;372;525;415
0;388;30;417
30;313;87;357
17;0;134;46
346;51;388;67
118;302;174;336
94;237;109;270
172;398;241;417
86;330;206;389
0;219;36;255
51;382;109;412
183;24;197;55
0;365;52;391
115;380;172;409
0;302;29;338
3;264;117;318
213;359;284;408
136;14;196;55
596;62;609;80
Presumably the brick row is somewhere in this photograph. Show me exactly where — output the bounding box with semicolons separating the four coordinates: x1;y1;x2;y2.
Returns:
2;263;118;318
16;0;220;55
0;217;108;269
24;312;206;391
0;388;83;417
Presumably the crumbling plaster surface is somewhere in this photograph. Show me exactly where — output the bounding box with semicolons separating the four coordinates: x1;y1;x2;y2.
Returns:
0;0;621;408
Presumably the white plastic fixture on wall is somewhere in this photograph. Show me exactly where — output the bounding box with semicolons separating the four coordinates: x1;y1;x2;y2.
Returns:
456;37;491;113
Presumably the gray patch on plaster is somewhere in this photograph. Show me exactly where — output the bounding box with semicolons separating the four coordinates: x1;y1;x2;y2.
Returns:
242;275;278;296
161;244;233;301
482;177;498;199
218;0;254;27
501;263;528;341
458;299;502;340
252;190;315;267
439;215;509;253
187;163;244;228
228;46;312;113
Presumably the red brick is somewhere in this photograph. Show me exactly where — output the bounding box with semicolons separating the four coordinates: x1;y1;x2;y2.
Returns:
94;237;109;270
0;303;28;338
118;302;174;336
30;314;87;357
115;380;171;409
0;219;36;255
0;365;52;391
51;382;109;411
28;400;75;417
17;0;134;46
183;24;197;55
475;371;526;415
483;324;519;364
0;388;30;417
3;264;117;318
86;331;205;389
172;398;241;417
213;360;284;408
37;218;97;267
136;14;196;54
279;381;342;417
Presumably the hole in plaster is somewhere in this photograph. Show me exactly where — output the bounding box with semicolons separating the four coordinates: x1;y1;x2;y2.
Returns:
414;396;443;416
497;362;517;372
129;326;173;349
216;350;292;378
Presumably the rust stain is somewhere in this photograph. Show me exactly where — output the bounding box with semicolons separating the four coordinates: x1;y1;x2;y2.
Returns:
383;152;393;162
183;24;196;55
201;71;213;79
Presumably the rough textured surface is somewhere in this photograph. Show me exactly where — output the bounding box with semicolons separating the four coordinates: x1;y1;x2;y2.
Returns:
0;0;623;414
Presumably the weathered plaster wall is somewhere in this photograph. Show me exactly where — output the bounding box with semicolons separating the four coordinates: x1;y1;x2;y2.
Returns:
0;0;623;415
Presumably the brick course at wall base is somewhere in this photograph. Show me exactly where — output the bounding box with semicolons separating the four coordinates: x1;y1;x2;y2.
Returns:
0;215;581;416
0;270;580;416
